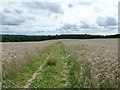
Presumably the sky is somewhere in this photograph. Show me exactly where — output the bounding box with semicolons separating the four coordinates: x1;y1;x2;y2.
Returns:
0;0;119;35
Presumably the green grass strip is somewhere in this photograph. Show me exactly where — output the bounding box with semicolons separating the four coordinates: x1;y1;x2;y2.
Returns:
30;42;66;88
3;42;80;88
30;42;80;88
2;43;57;88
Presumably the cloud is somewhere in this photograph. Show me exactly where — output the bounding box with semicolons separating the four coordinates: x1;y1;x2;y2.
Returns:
61;23;77;30
2;8;26;26
97;16;117;26
22;2;64;15
80;22;90;28
68;4;73;8
1;1;118;35
15;9;22;14
4;8;12;13
1;6;36;26
2;13;25;26
106;17;117;26
78;1;95;6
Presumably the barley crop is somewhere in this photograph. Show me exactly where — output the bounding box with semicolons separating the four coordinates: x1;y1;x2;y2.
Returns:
61;39;118;88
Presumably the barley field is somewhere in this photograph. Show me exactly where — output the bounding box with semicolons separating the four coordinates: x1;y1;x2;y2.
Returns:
60;39;119;88
2;39;119;88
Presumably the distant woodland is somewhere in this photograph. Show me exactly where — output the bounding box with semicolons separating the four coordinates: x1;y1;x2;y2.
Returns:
1;34;120;42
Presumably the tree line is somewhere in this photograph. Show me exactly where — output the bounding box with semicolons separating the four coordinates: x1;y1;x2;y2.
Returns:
1;34;120;42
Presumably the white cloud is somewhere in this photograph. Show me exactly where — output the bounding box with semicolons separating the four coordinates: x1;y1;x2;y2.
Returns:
22;2;64;15
97;16;117;26
1;0;119;35
2;9;26;25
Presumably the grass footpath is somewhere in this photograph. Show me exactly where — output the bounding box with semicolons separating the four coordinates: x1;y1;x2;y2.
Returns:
2;43;56;88
29;42;80;88
3;41;80;88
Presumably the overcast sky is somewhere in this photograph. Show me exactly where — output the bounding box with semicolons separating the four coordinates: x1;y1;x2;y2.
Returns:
0;0;119;35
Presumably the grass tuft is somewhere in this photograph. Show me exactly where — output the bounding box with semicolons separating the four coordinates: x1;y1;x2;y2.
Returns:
46;58;56;66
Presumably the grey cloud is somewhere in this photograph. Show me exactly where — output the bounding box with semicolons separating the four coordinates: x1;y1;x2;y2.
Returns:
62;21;90;30
15;9;22;14
80;22;89;28
1;8;26;26
61;22;90;33
68;4;73;8
54;15;58;19
97;17;106;26
62;24;77;30
4;8;12;13
2;12;25;26
106;17;117;26
97;17;117;26
78;1;94;6
22;2;64;14
27;16;35;20
3;8;23;14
